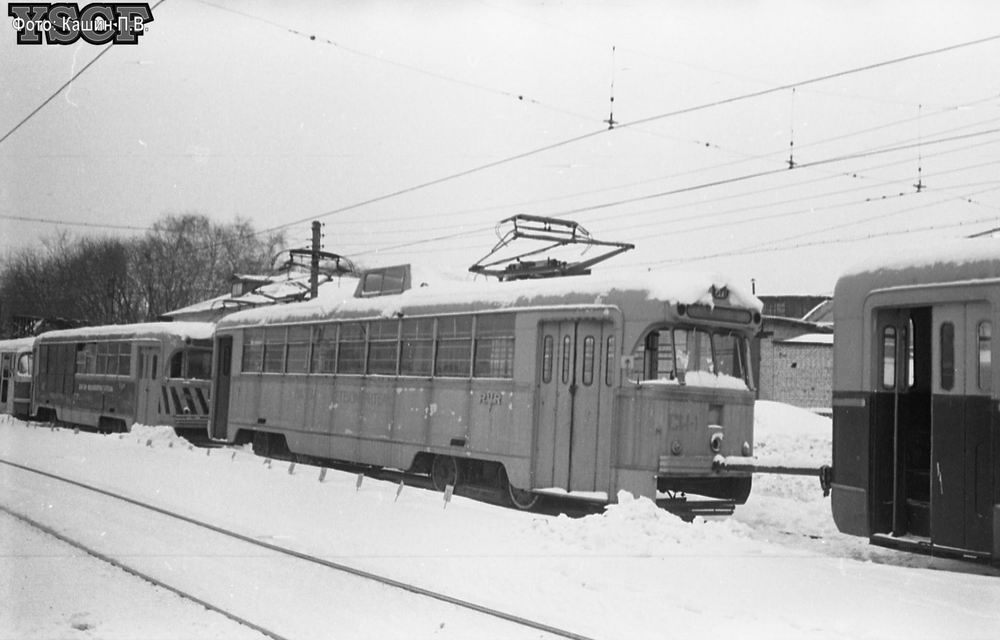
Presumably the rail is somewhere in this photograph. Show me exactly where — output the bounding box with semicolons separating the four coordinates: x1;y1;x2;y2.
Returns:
0;456;597;640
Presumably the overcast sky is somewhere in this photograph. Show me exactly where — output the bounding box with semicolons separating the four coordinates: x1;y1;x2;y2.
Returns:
3;0;1000;294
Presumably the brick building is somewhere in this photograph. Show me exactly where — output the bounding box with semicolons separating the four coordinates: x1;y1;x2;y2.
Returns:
754;296;834;413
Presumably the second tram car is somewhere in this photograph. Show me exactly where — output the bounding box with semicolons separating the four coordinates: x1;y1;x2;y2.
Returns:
210;266;762;511
33;322;215;433
0;337;34;419
832;240;1000;562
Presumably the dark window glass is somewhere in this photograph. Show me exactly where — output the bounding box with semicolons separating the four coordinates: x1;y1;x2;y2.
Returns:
242;329;264;373
605;335;615;386
400;318;434;376
169;351;184;378
187;349;211;380
581;335;595;386
311;324;337;373
285;326;311;374
117;342;131;377
435;315;472;377
97;342;111;375
338;323;366;374
474;314;515;378
263;327;286;373
714;333;748;381
368;320;399;375
940;322;955;391
542;335;553;383
561;335;571;383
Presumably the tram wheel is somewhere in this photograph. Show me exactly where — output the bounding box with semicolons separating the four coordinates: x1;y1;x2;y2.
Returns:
498;466;539;511
430;455;461;492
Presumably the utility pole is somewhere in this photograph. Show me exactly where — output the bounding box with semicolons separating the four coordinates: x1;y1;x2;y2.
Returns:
310;221;321;299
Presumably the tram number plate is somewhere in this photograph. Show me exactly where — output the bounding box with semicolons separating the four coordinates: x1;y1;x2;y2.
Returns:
478;391;503;406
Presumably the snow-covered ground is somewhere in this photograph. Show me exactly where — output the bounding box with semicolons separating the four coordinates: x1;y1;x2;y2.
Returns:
1;402;998;639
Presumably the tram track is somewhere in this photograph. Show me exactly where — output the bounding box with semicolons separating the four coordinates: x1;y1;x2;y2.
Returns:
0;503;289;640
0;456;597;640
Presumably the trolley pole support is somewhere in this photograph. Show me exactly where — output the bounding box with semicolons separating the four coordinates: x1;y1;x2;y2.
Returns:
310;221;321;299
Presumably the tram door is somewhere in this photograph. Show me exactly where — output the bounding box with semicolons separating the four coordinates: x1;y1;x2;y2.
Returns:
536;320;607;492
135;346;160;424
1;352;11;412
210;336;233;440
931;302;993;552
871;307;932;538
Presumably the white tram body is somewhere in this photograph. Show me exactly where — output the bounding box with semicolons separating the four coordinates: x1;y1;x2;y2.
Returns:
833;239;1000;561
210;267;761;507
33;322;215;433
0;336;35;419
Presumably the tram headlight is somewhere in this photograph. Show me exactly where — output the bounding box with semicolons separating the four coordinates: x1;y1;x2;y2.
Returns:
670;440;682;455
742;441;752;456
709;432;723;453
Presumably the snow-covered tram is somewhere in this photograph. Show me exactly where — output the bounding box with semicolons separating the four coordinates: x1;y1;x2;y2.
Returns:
210;266;762;510
0;337;34;419
832;240;1000;562
33;322;214;433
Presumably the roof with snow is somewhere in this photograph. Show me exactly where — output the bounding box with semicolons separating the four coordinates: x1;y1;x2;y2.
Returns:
36;321;215;343
835;238;1000;311
217;267;762;329
0;336;35;351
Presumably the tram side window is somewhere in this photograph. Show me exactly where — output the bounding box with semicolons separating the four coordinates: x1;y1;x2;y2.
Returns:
674;328;714;374
242;329;264;373
169;351;184;377
368;320;400;375
714;332;748;381
338;323;366;374
541;335;553;383
940;322;955;391
435;315;472;377
285;326;312;374
311;324;337;373
605;335;615;387
263;327;286;373
581;336;595;386
561;335;571;383
16;353;31;376
117;342;131;376
187;349;212;379
882;326;896;389
400;318;434;376
978;321;992;391
473;314;514;378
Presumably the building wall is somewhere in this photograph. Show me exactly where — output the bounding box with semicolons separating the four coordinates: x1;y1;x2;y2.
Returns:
758;341;833;412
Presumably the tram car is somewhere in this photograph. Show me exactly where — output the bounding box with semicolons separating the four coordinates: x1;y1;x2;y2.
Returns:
210;265;761;511
832;239;1000;562
0;336;35;419
33;322;214;433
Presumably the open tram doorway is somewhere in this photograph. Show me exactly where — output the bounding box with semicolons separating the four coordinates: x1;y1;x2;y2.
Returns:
872;302;995;554
871;307;932;539
210;336;233;440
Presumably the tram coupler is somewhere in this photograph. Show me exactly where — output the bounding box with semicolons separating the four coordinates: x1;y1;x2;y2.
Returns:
713;455;833;497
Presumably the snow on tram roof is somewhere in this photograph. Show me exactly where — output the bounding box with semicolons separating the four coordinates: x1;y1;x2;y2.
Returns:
841;238;1000;281
0;336;35;351
218;267;761;329
37;321;215;342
